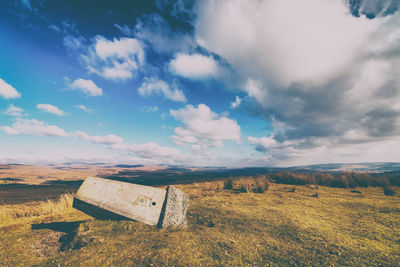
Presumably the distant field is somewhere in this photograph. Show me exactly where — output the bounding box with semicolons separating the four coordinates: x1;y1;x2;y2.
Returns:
1;163;399;205
0;164;164;185
1;180;399;266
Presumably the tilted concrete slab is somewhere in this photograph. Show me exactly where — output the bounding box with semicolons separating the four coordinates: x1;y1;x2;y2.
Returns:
73;177;188;227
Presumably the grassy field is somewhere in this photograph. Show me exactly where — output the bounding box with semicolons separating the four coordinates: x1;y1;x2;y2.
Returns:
0;181;399;266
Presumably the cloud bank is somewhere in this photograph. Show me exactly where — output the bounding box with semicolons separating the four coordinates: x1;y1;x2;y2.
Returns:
72;131;123;145
195;0;400;165
1;118;68;137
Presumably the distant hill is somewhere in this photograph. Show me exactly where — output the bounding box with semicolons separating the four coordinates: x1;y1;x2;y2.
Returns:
288;162;400;173
2;162;400;187
102;163;400;186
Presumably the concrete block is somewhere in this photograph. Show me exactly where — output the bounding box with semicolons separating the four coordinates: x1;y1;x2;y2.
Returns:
160;186;189;228
73;177;188;227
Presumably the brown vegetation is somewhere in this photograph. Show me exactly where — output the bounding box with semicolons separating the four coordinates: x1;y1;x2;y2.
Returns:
223;176;270;193
267;171;399;190
383;179;397;196
223;178;233;190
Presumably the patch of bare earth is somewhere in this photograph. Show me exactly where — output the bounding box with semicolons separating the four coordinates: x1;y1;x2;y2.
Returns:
31;221;94;257
32;231;66;257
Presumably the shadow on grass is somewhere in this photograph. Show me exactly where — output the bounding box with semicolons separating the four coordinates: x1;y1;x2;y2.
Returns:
41;180;84;186
0;178;23;182
31;220;93;253
31;221;86;233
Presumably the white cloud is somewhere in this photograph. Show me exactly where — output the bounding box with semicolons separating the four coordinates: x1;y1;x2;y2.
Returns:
83;36;144;80
113;142;181;159
0;118;67;137
0;78;21;99
95;37;142;61
261;136;400;167
0;118;128;154
248;135;302;152
72;131;123;145
63;35;86;51
37;104;66;116
170;104;241;149
114;24;134;36
169;53;219;79
248;136;278;152
76;105;94;113
4;105;24;117
230;96;242;109
68;78;103;97
344;59;391;112
0;118;123;145
133;13;195;54
196;0;379;87
244;78;266;103
195;0;400;164
138;77;186;102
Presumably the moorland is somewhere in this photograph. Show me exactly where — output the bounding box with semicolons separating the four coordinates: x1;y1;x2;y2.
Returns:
0;163;399;266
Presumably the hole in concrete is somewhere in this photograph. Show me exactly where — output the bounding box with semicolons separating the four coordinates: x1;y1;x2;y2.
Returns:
152;202;156;206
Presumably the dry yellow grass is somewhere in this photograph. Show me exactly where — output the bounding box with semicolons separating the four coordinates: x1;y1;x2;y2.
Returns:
0;182;399;266
0;193;75;227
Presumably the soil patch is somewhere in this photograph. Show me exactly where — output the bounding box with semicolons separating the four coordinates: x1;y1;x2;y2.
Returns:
31;221;90;257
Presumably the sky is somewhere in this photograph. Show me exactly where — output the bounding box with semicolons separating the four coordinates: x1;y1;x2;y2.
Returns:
0;0;400;167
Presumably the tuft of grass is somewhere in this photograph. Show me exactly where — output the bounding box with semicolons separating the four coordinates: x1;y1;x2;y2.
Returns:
383;180;396;196
254;176;270;193
234;176;270;193
223;178;233;190
237;177;252;193
0;193;74;227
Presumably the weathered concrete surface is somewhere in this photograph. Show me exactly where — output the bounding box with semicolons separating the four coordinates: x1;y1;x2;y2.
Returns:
160;186;189;228
73;177;189;227
74;177;166;225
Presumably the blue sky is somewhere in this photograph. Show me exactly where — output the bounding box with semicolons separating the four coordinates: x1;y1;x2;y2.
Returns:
1;0;400;167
